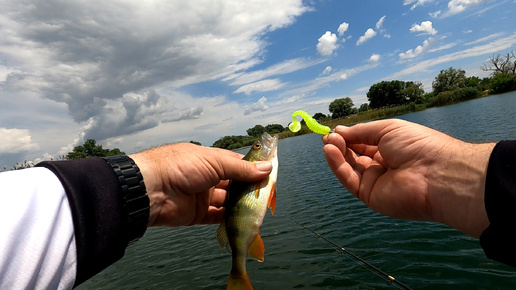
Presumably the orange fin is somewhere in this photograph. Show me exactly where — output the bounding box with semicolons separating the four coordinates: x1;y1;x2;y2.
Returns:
227;271;253;290
268;183;277;215
248;234;265;262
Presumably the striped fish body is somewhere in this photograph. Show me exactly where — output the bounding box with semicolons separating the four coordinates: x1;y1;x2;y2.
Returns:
217;133;278;290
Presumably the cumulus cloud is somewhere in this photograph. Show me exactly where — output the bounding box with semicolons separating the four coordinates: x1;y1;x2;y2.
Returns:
447;0;484;15
356;28;377;45
80;90;170;140
0;128;39;154
410;21;437;35
322;66;333;74
244;97;269;115
317;31;339;56
0;0;308;141
399;38;434;59
369;53;381;62
337;22;349;37
234;79;284;95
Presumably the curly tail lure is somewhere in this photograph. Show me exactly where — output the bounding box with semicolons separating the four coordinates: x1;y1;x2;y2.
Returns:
288;110;331;135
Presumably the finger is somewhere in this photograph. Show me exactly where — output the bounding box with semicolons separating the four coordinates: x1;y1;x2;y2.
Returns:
215;155;273;182
358;160;386;204
323;144;361;194
215;179;230;190
200;207;225;225
334;120;404;146
211;187;227;207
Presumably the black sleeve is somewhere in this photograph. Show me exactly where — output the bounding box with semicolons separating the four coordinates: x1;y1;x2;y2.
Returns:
480;140;516;267
36;157;130;286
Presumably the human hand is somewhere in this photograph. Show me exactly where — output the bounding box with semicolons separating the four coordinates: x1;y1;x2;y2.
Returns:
129;143;272;227
322;119;495;238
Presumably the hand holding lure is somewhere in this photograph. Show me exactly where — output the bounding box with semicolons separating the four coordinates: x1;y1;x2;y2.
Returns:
288;110;331;135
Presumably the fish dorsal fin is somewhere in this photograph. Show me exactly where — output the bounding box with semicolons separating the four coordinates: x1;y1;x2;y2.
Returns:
216;222;231;254
248;233;265;262
268;183;277;215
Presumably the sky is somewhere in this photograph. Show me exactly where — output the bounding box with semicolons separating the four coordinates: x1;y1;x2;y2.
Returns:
1;0;515;168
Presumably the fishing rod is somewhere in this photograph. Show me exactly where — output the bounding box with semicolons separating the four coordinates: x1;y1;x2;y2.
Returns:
287;216;412;290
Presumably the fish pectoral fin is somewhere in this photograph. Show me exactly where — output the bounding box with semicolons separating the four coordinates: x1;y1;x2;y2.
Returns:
248;234;265;262
216;222;231;253
268;183;277;215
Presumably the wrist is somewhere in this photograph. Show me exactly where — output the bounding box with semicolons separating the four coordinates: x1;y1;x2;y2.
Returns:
430;141;495;237
102;155;150;243
129;152;167;227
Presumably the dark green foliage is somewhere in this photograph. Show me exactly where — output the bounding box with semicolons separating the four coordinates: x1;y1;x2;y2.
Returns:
212;135;256;150
329;97;355;119
489;73;516;94
246;125;265;137
264;124;285;134
66;139;125;160
432;67;467;94
427;87;481;107
313;112;329;120
367;80;423;109
358;103;371;112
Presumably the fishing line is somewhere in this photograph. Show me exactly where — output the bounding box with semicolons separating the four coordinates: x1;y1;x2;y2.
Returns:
286;216;412;290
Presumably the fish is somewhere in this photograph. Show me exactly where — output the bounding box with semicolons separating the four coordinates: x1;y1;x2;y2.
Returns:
216;132;279;290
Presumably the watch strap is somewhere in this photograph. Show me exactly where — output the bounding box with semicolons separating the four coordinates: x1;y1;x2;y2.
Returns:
102;155;149;245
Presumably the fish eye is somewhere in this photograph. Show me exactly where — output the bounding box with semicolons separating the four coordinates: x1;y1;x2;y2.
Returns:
253;143;261;150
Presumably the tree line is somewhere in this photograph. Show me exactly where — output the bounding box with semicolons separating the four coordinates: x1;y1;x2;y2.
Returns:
319;50;516;120
5;51;516;168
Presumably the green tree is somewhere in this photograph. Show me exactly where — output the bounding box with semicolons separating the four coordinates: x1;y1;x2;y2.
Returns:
367;80;415;109
313;112;328;120
358;103;371;112
489;73;516;94
66;139;125;160
329;97;355;119
432;67;467;94
246;125;265;137
264;124;285;134
400;81;425;104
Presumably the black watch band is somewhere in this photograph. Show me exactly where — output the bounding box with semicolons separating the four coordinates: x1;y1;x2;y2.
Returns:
102;155;150;245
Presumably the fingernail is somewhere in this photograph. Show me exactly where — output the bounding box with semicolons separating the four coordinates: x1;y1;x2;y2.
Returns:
256;161;272;172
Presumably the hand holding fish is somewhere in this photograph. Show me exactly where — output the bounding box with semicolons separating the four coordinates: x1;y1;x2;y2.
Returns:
322;119;495;238
130;143;273;227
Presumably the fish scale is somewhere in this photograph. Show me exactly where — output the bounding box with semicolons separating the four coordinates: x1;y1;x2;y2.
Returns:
217;133;278;290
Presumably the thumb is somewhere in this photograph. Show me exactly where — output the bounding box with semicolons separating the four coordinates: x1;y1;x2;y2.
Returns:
218;158;273;182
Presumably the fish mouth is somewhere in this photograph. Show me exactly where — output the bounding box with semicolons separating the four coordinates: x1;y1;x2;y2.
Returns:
258;133;278;161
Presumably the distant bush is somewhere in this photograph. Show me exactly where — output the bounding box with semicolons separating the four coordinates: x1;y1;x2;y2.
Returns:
428;87;481;107
490;73;516;94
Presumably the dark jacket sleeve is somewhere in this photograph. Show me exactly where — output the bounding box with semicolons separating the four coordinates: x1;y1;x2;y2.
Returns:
36;157;130;286
480;140;516;267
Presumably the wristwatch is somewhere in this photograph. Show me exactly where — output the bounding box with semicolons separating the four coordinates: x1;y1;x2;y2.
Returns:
102;155;150;245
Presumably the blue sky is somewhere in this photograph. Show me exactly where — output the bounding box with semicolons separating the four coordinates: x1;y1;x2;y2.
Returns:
1;0;515;168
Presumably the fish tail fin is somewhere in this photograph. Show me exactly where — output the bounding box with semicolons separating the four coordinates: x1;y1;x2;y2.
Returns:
227;271;253;290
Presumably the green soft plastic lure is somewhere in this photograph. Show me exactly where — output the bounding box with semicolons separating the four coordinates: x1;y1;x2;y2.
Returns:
288;110;331;135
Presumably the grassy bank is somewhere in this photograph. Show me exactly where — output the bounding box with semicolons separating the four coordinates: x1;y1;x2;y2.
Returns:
277;90;493;140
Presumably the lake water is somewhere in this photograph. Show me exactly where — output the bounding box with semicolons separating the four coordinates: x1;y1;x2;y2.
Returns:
78;91;516;289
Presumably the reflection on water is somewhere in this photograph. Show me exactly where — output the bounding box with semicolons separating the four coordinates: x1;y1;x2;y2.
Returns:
79;92;516;289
